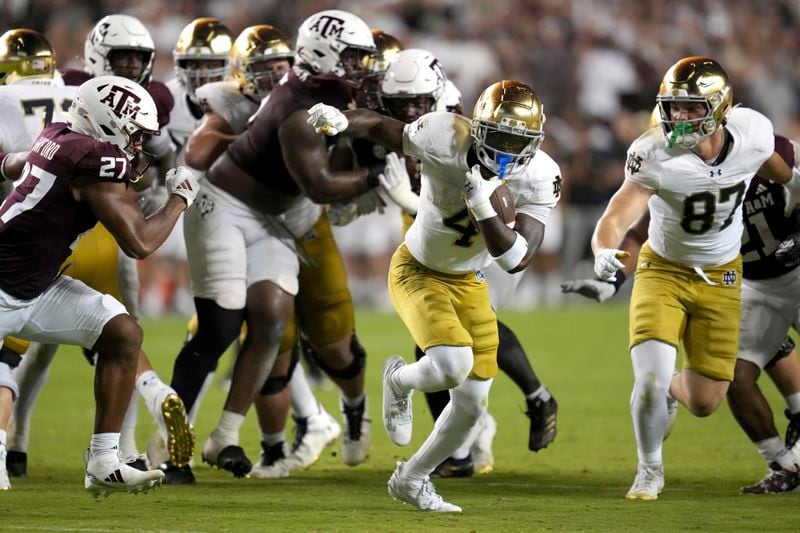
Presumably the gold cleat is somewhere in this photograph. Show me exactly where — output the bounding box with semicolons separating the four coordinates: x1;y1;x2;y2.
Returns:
161;394;195;467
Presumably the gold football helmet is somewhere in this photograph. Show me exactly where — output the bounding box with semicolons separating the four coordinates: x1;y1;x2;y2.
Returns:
472;80;545;178
173;18;234;97
360;29;403;110
656;56;732;149
230;25;293;99
0;28;56;85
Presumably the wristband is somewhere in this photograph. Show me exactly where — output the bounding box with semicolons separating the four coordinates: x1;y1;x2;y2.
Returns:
493;232;528;271
469;201;497;222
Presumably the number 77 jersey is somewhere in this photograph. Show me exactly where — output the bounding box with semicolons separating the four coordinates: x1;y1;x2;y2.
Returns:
0;80;77;153
625;107;774;268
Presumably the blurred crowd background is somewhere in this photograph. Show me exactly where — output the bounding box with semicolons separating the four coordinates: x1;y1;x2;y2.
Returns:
4;0;800;313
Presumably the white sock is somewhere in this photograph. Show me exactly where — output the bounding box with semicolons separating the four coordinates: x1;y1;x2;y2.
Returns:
0;428;6;446
785;392;800;414
756;436;792;469
214;410;245;443
288;365;319;419
261;431;284;446
342;392;365;408
526;386;552;402
188;372;215;424
8;342;58;451
404;378;492;482
136;369;172;419
90;432;120;461
630;341;676;466
119;390;139;459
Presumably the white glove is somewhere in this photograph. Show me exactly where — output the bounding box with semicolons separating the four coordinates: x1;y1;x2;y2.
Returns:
463;164;501;221
137;184;169;217
593;248;630;282
379;152;419;215
165;166;199;208
307;103;348;136
328;190;386;226
561;278;618;303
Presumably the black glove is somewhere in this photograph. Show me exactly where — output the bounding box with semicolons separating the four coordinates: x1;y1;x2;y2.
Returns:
775;232;800;268
561;272;627;303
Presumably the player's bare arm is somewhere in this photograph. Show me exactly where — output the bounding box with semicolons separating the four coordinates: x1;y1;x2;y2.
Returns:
280;109;374;203
592;179;653;253
757;150;794;183
74;177;187;259
184;113;237;171
481;212;545;273
341;108;405;154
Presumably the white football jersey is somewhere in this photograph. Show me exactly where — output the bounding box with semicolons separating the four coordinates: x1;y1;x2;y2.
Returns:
626;107;774;267
403;112;561;274
165;78;205;151
195;80;260;135
0;80;77;152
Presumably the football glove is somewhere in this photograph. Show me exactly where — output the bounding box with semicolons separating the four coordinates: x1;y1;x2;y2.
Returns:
775;231;800;268
165;166;199;208
463;164;501;221
307;103;348;136
593;248;630;282
379;152;419;215
561;278;618;303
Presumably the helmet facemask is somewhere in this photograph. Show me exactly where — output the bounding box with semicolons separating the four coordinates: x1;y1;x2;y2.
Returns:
336;46;376;87
176;58;228;99
472;119;543;178
657;93;725;149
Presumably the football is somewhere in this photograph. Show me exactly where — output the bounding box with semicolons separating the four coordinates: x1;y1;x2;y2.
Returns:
469;182;516;229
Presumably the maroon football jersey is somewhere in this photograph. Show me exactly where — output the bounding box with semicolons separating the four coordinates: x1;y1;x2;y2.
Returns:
0;123;132;299
741;134;800;280
226;67;353;197
61;69;174;128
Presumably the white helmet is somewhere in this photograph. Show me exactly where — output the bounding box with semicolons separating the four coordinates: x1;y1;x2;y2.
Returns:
295;10;375;80
379;49;446;122
68;75;159;160
438;79;463;113
84;15;155;85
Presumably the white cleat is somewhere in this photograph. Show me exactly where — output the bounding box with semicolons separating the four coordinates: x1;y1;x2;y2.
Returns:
84;455;164;499
388;462;462;512
147;390;195;468
471;412;497;474
0;444;10;490
625;462;665;500
286;408;342;471
250;442;290;479
382;356;412;446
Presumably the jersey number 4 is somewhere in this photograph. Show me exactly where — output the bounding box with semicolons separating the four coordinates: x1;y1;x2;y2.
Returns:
443;208;479;247
681;181;746;234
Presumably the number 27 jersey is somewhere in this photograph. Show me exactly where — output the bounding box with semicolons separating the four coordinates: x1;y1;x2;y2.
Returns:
625;107;774;267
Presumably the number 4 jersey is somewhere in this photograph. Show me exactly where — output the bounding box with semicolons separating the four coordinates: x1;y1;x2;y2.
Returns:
625;107;774;268
403;111;561;274
0;123;133;300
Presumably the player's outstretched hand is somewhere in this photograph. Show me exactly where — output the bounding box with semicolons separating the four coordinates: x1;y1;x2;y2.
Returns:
379;152;418;215
165;166;199;208
593;248;629;282
463;164;501;221
561;278;618;303
307;103;348;136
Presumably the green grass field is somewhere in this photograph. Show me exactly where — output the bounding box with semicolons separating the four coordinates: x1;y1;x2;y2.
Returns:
2;304;796;531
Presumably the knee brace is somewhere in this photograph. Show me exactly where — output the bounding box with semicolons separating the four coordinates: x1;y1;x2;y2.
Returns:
308;332;367;380
260;374;290;396
427;345;474;389
450;377;493;424
630;340;676;405
0;360;19;399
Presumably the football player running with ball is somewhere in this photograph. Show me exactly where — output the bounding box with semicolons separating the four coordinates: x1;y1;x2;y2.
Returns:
308;79;560;512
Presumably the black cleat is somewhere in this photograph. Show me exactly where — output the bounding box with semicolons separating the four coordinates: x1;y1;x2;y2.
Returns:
741;463;800;494
6;451;27;478
205;446;252;478
431;455;474;478
160;462;196;485
526;396;558;452
785;409;800;448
